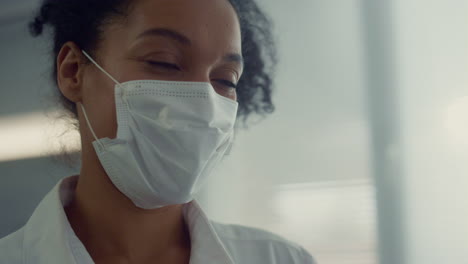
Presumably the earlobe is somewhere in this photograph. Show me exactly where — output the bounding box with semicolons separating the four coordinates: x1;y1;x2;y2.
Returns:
57;42;85;103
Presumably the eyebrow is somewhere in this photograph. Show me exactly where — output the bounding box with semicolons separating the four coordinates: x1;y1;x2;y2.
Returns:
136;28;192;45
224;53;244;68
137;27;244;67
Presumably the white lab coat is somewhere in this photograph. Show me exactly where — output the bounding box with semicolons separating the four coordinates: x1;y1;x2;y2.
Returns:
0;175;316;264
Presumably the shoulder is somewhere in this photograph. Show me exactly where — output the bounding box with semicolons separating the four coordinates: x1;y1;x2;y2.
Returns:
0;227;25;263
211;221;316;264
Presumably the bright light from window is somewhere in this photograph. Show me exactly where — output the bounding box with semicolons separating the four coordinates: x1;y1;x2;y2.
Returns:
0;111;80;162
445;96;468;147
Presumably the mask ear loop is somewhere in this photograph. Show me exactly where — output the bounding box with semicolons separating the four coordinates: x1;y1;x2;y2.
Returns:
81;50;129;105
79;101;106;150
79;50;128;151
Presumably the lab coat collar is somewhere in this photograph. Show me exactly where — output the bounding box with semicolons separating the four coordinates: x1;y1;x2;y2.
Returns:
23;175;77;264
183;198;234;264
22;175;235;264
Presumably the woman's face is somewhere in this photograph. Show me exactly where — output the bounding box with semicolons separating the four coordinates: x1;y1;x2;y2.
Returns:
78;0;242;141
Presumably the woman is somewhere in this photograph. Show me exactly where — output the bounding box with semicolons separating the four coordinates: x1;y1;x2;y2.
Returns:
0;0;315;263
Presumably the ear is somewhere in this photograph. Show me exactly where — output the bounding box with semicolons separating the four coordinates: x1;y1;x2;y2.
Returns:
56;42;87;103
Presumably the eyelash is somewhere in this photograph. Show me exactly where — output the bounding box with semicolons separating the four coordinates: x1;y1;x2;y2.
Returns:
213;79;237;89
146;60;181;70
146;60;238;89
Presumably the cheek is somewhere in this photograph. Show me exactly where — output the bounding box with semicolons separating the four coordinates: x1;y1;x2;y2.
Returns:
82;69;119;139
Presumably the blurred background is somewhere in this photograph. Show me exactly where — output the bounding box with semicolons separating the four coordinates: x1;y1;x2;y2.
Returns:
1;0;468;263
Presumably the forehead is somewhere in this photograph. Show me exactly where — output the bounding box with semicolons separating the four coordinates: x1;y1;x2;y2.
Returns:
124;0;242;51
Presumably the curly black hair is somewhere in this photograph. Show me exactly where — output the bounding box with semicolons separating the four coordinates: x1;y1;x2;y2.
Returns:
29;0;277;124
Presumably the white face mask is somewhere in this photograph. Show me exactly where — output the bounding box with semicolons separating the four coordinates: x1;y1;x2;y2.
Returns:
78;50;238;209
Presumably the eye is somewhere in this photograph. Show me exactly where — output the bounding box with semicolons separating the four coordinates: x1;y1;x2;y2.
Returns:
212;79;238;100
213;79;238;89
146;60;181;71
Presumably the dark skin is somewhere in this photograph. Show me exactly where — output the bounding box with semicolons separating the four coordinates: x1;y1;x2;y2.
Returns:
56;0;243;263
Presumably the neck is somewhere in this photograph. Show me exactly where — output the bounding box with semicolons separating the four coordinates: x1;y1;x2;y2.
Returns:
65;149;191;263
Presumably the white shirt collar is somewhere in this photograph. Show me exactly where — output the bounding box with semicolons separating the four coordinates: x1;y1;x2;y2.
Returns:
22;175;235;264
